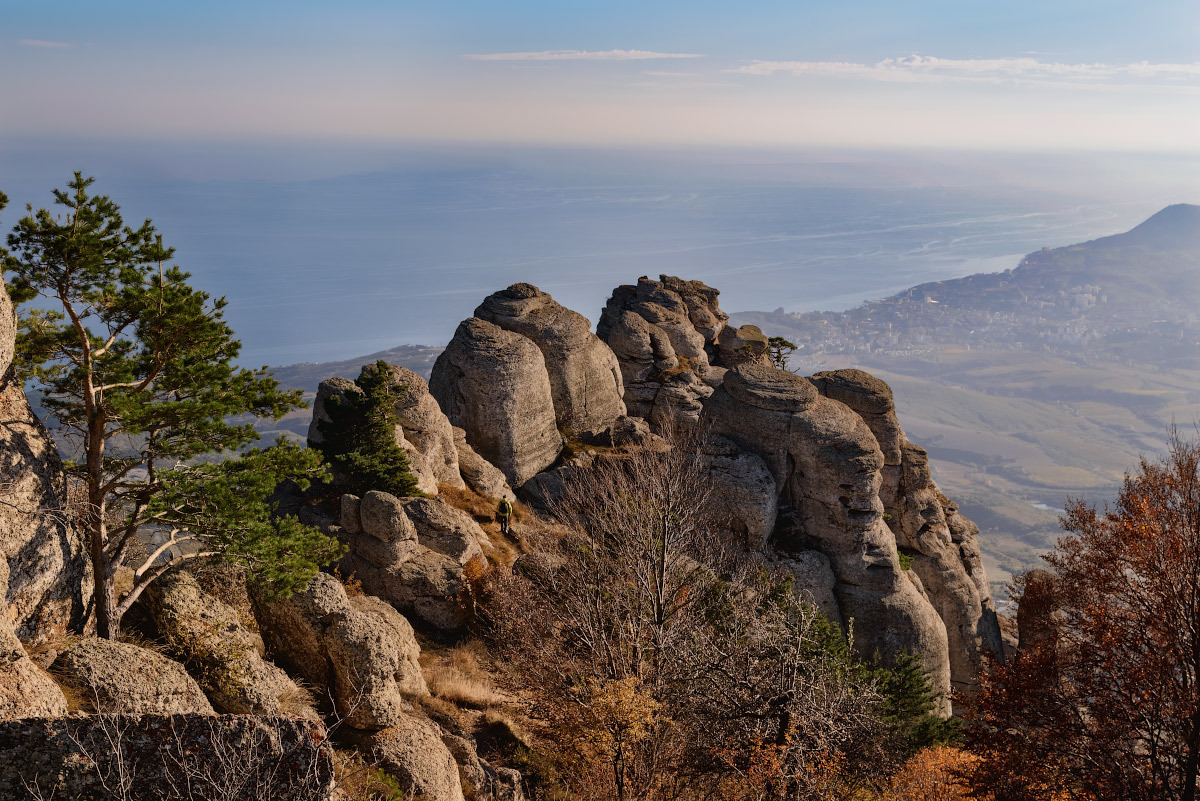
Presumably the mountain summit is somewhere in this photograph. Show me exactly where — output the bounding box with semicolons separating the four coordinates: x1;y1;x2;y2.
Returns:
1097;203;1200;250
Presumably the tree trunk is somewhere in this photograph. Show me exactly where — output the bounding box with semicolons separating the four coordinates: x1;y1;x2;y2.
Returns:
88;517;118;640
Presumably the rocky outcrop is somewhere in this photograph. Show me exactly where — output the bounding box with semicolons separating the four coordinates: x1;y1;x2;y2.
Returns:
777;551;843;630
0;594;66;719
141;571;316;717
1;279;90;645
338;492;483;631
1;714;335;801
442;733;526;801
597;275;772;431
250;572;426;730
454;427;516;502
701;363;952;710
812;369;1005;698
52;637;215;715
476;283;626;437
349;713;466;801
430;318;562;487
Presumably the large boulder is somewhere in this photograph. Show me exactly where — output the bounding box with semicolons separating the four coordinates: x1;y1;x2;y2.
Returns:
141;571;316;717
1;714;335;801
430;318;562;487
701;364;952;711
51;637;214;715
250;572;427;730
1;278;91;645
348;713;466;801
476;283;626;437
812;368;1005;698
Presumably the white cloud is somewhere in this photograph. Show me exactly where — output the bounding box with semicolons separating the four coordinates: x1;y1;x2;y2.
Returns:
733;55;1200;85
18;39;73;49
466;49;703;62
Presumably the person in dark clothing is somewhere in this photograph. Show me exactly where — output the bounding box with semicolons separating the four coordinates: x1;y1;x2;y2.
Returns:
497;498;513;535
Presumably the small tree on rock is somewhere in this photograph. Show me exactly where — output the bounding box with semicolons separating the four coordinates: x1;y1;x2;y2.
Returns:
2;174;342;640
768;336;797;371
313;361;423;498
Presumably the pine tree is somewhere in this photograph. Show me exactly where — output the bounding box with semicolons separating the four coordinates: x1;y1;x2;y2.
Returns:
2;174;343;639
314;361;422;498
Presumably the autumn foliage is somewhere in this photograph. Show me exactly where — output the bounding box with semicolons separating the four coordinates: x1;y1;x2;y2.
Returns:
967;432;1200;801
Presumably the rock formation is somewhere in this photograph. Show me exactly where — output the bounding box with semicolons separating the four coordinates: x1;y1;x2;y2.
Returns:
475;283;626;437
51;637;216;715
250;572;426;730
701;363;953;709
348;713;467;801
337;491;488;631
454;427;516;502
141;570;316;718
811;369;1005;698
1;714;335;800
596;275;771;429
0;591;66;719
430;318;562;487
0;279;91;645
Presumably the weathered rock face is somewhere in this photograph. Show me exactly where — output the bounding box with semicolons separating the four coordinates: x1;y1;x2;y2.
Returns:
250;572;427;730
52;637;215;715
0;593;66;720
1;714;335;801
1;279;91;645
442;733;526;801
476;283;626;437
697;437;777;550
701;363;952;710
430;318;562;487
776;551;843;630
812;369;1005;698
141;571;316;718
338;492;485;632
349;713;466;801
597;275;770;431
453;427;516;502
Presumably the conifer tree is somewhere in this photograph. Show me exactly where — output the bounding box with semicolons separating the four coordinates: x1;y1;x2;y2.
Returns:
314;361;422;498
2;175;343;639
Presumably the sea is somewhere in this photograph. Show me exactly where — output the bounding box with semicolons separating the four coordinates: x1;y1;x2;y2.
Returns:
1;144;1188;367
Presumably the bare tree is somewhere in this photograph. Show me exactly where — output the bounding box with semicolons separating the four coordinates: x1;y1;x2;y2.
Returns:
483;428;887;801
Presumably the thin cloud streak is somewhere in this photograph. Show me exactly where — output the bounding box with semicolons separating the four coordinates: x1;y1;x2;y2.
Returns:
18;39;74;49
734;55;1200;84
466;49;704;61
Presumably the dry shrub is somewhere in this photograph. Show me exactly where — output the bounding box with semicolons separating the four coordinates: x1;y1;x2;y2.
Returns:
882;746;982;801
437;483;502;522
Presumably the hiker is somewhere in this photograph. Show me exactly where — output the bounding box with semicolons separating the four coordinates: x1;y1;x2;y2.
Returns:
497;497;513;535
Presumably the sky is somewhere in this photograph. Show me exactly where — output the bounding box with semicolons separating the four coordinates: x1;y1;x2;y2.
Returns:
3;0;1199;153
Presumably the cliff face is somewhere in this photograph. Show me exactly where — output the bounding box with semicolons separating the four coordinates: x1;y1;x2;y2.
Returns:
0;279;91;645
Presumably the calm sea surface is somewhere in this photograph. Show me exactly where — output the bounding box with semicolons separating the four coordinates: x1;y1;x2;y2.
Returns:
1;164;1166;366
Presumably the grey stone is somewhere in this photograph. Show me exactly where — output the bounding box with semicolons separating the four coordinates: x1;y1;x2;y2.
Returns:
476;284;626;437
52;637;215;715
350;713;465;801
430;318;562;487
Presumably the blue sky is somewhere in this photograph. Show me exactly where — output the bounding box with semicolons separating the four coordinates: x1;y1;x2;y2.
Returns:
3;0;1199;150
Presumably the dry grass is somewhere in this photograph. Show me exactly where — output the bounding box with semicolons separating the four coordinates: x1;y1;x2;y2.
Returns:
422;640;504;709
438;484;502;522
